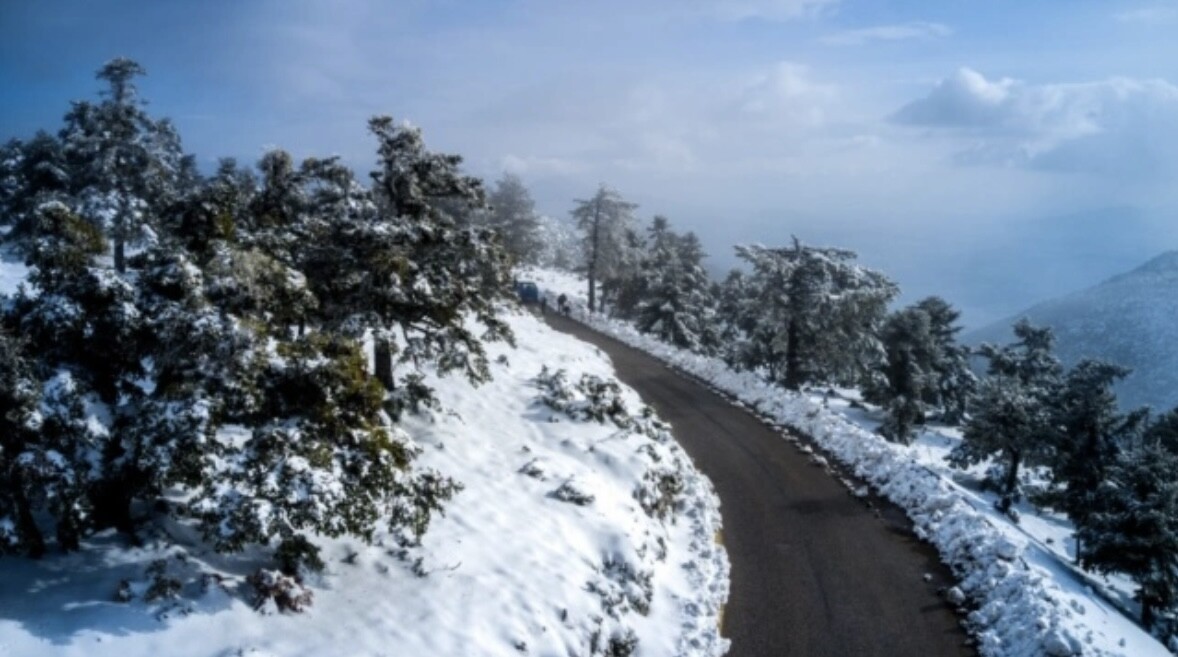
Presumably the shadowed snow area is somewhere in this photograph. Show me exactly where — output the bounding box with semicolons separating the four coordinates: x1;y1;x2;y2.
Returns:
0;275;729;657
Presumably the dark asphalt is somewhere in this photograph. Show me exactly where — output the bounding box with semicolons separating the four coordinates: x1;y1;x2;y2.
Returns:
545;313;974;657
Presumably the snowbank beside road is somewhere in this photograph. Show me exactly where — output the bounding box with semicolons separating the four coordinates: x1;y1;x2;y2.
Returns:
529;266;1170;657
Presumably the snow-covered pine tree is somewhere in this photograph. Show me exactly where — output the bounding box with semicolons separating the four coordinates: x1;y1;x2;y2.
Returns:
949;319;1062;511
166;158;254;258
241;149;310;269
1047;359;1146;561
866;305;937;444
634;217;718;353
60;58;186;272
4;202;136;540
0;328;49;556
914;297;976;423
354;116;514;399
14;202;142;404
571;185;640;314
731;238;897;390
866;297;975;443
1077;443;1178;630
0;132;72;244
1145;408;1178;452
533;213;582;270
482;173;542;266
0;139;23;233
189;331;461;570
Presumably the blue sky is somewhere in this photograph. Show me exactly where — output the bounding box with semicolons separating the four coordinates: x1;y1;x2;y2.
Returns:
3;0;1178;326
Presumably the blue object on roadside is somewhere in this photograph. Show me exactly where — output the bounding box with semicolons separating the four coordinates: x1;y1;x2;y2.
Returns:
515;281;541;304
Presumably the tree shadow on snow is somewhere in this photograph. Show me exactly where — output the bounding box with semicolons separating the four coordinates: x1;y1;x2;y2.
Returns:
0;530;248;646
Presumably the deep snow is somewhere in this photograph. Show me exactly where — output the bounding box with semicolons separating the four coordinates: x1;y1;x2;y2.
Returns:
527;266;1173;657
0;254;729;657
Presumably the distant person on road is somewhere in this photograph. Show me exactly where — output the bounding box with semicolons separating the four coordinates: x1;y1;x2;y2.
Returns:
557;293;570;315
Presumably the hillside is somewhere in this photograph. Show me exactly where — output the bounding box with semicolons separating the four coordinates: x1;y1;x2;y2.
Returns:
964;251;1178;412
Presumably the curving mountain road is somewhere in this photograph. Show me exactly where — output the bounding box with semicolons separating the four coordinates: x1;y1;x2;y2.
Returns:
545;313;974;657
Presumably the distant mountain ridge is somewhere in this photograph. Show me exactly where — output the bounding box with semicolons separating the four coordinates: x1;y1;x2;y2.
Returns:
963;250;1178;412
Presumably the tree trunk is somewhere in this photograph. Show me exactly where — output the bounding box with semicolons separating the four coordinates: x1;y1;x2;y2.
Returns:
374;337;394;391
1000;449;1022;511
90;479;136;536
114;237;126;274
14;489;45;559
784;319;803;390
1142;597;1156;630
56;512;80;552
588;197;602;314
114;196;127;274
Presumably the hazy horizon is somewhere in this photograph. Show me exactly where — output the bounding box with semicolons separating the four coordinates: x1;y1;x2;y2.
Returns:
4;0;1177;328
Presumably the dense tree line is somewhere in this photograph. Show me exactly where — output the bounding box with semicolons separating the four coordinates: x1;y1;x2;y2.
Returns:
0;60;514;599
559;183;1178;632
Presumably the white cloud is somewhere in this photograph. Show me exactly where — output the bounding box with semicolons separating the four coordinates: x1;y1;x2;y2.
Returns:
500;154;587;177
698;0;839;22
1114;6;1178;23
891;68;1014;127
736;61;837;126
820;21;952;46
891;68;1178;176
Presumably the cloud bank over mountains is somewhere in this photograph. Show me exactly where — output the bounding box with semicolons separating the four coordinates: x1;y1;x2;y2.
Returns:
892;68;1178;178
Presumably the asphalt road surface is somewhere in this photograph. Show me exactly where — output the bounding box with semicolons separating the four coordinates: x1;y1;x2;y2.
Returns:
545;313;974;657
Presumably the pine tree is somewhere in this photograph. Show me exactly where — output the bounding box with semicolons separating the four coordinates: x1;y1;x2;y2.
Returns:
60;58;186;272
482;173;542;265
2;132;72;244
731;238;897;390
1048;359;1146;560
867;297;975;443
354;116;514;395
1077;444;1178;629
635;217;717;353
1145;408;1178;452
914;297;976;423
0;328;48;556
571;185;640;314
949;320;1062;511
533;213;581;270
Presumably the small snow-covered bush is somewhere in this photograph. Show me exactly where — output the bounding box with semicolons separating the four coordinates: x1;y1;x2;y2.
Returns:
247;568;313;614
535;367;631;428
634;469;685;521
551;480;595;506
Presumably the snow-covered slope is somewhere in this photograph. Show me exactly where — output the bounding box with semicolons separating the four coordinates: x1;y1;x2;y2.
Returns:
528;267;1173;657
0;252;728;656
964;250;1178;412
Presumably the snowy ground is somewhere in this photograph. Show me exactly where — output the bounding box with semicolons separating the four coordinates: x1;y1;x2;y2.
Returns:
0;256;729;657
526;266;1173;657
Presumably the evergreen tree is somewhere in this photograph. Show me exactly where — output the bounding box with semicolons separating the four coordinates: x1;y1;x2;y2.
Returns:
867;297;975;443
1077;444;1178;630
533;213;581;270
949;320;1062;511
0;139;24;232
0;328;48;556
635;217;717;353
60;58;186;272
355;116;513;395
914;297;976;423
731;238;897;390
1145;407;1178;452
482;173;542;265
1047;360;1147;561
1;132;72;244
571;185;640;313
